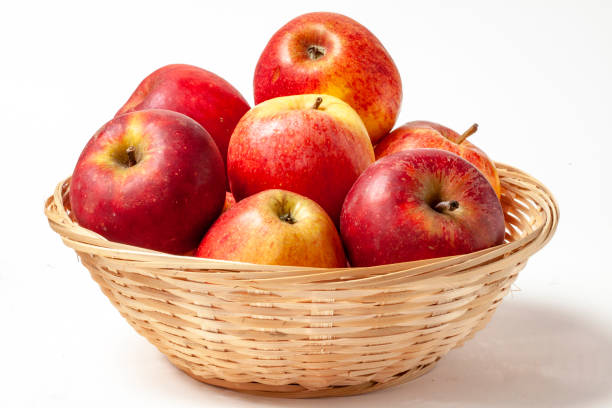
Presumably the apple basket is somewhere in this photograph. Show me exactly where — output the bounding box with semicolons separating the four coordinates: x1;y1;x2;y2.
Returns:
45;162;558;398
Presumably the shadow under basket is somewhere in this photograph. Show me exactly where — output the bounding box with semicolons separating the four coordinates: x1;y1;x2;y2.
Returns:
45;162;558;398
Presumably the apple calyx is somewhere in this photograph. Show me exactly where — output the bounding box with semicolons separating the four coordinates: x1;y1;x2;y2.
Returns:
312;96;323;110
307;45;326;60
126;146;137;167
279;213;297;224
456;123;478;144
434;200;459;213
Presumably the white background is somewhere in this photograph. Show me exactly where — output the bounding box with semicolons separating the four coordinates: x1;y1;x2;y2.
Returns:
1;1;611;407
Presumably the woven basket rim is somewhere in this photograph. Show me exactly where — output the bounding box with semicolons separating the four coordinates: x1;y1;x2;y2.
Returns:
45;161;559;284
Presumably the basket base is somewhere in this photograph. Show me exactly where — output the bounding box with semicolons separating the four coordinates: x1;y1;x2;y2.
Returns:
178;359;439;399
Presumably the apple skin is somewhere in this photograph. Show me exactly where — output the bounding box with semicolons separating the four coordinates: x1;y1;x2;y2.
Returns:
71;109;226;254
340;149;505;267
196;189;347;268
227;94;374;224
116;64;250;171
253;12;401;144
375;121;501;197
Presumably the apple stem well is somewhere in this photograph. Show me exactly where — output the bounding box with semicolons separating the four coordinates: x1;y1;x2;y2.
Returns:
279;213;297;224
434;200;460;213
307;45;326;60
312;97;323;110
456;123;479;144
126;146;137;167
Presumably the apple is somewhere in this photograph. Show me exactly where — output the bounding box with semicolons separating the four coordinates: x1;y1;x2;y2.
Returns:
196;189;347;268
227;94;374;224
116;64;250;171
340;149;505;266
375;121;501;197
71;109;226;254
253;12;402;144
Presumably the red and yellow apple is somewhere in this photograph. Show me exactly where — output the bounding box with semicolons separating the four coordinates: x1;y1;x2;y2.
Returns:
375;121;501;197
227;94;374;224
196;189;347;267
253;12;402;144
116;64;250;170
71;109;226;254
340;149;505;266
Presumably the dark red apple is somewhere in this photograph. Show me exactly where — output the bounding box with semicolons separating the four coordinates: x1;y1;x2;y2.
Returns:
340;149;505;266
116;64;250;170
71;109;226;254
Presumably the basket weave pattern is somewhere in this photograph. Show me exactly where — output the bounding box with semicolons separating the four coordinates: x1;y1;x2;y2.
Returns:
45;163;558;398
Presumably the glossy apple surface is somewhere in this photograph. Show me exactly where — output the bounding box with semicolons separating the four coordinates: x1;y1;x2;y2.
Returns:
375;121;501;197
196;189;347;267
116;64;250;169
71;109;225;254
227;94;374;223
254;12;402;144
340;149;505;266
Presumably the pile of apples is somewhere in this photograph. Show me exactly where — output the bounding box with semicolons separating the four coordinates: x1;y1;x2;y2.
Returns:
71;12;505;268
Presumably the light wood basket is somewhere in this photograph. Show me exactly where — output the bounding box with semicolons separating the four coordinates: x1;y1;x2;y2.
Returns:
45;162;558;398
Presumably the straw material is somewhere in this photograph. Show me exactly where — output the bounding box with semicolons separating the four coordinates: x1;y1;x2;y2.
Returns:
45;162;558;398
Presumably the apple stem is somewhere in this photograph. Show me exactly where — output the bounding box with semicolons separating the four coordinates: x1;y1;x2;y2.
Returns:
312;97;323;110
456;123;478;144
434;200;460;213
307;45;326;60
279;213;296;224
126;146;137;167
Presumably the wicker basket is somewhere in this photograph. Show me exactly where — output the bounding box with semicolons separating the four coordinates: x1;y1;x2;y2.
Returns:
45;162;558;398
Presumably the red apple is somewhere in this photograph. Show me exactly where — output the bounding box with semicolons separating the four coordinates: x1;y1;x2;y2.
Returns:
196;189;347;268
116;64;250;171
227;94;374;223
340;149;505;266
253;12;402;144
71;109;226;254
375;121;501;197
